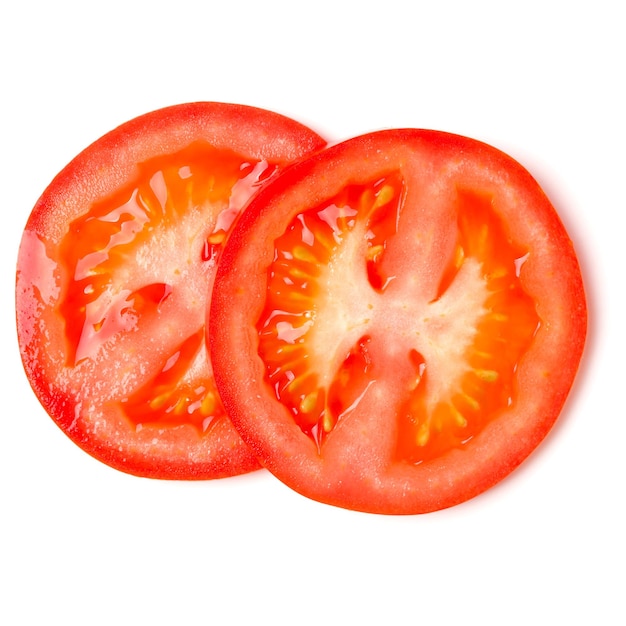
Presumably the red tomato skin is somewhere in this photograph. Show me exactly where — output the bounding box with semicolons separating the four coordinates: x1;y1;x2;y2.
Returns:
16;102;326;480
209;129;587;513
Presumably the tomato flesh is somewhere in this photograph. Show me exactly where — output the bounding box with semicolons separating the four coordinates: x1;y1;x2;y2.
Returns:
57;142;277;434
16;103;326;479
258;175;540;462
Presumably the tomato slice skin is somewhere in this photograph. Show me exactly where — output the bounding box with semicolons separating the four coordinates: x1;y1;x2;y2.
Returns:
209;129;587;513
16;102;326;480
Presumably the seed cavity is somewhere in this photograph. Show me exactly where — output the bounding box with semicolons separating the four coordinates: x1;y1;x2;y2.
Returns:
397;188;541;464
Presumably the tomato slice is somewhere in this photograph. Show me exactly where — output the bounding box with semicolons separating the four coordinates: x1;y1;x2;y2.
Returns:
16;102;326;479
210;129;587;513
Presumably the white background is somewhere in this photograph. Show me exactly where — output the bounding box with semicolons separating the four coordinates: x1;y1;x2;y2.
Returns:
2;1;623;624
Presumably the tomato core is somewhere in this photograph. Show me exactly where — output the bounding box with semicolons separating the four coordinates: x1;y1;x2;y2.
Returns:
58;141;277;433
257;176;540;461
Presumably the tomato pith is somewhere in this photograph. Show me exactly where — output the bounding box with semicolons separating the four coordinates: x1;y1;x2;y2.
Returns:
16;103;326;479
210;129;587;514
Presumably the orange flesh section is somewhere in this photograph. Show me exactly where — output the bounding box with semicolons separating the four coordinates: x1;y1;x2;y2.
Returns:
257;177;540;462
58;141;277;432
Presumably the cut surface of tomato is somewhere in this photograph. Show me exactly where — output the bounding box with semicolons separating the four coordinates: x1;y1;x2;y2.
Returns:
16;102;326;479
210;129;587;513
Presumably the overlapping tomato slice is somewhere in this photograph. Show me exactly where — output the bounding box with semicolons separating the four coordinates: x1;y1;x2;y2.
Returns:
16;102;326;479
210;129;587;514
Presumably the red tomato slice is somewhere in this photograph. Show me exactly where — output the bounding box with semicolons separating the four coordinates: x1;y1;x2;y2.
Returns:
16;102;326;479
209;129;587;513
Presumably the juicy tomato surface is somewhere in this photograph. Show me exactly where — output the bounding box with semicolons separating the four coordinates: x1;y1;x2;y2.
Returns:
16;102;326;479
210;129;587;514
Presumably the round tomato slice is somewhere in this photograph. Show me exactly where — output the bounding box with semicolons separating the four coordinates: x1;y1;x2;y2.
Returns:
16;102;326;479
210;129;587;513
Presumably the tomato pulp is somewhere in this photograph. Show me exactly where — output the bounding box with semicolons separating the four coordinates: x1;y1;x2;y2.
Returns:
210;129;587;514
16;102;326;479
